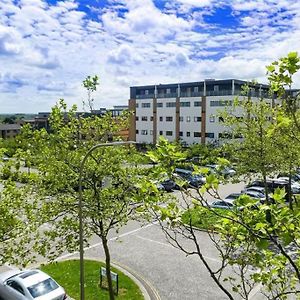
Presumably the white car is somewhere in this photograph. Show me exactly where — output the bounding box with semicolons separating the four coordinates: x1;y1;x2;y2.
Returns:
0;269;68;300
277;177;300;194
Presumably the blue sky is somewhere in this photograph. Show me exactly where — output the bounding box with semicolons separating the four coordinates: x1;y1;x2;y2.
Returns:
0;0;299;113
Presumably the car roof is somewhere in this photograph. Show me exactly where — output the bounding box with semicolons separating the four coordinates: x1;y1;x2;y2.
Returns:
14;270;50;288
212;200;234;205
175;168;192;174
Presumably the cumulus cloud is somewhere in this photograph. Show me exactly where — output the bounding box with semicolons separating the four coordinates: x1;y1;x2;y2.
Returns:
107;44;142;65
0;72;28;93
0;0;299;112
0;25;21;55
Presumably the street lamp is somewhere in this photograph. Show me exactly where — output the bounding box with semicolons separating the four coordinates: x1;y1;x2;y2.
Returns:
78;141;136;300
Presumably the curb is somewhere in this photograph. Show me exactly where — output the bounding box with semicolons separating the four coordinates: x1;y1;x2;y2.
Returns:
36;256;160;300
84;256;161;300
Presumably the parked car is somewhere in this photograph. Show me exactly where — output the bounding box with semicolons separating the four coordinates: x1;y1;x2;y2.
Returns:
159;179;179;192
247;179;288;193
210;200;235;210
0;269;68;300
242;186;266;195
225;191;265;202
206;164;236;177
277;177;300;194
175;168;206;188
277;173;300;182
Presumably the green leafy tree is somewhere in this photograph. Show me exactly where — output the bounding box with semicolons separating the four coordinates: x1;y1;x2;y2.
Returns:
145;53;300;299
12;80;150;299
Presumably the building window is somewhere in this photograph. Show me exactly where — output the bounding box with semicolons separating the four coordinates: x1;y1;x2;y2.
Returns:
157;102;163;108
166;102;176;107
166;131;173;136
205;133;214;138
141;116;148;121
179;116;183;122
219;117;224;122
159;131;163;135
145;89;149;95
214;85;219;92
179;131;183;137
135;116;139;121
159;116;163;121
180;101;190;107
194;117;201;122
186;116;191;122
136;130;139;134
186;131;190;137
194;101;202;107
166;88;171;94
142;103;151;108
136;103;139;108
194;132;201;137
194;86;199;92
150;130;153;135
166;116;173;122
209;115;215;123
141;130;148;135
210;100;232;107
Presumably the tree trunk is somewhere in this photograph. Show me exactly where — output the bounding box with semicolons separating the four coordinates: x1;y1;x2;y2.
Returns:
102;236;115;300
288;171;293;210
263;172;272;223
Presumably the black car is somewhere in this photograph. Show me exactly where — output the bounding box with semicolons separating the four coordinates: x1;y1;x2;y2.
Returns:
175;168;206;188
160;179;179;192
246;179;290;200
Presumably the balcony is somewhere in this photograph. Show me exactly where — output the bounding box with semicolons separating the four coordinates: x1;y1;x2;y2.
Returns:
157;92;178;98
136;94;155;99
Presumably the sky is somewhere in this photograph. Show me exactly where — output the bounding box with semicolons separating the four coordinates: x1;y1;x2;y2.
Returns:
0;0;300;113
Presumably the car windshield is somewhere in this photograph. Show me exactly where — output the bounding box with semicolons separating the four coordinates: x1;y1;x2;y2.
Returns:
27;278;59;298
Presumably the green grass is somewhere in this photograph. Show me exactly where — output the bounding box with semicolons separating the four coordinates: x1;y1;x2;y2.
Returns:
40;259;144;300
182;207;231;230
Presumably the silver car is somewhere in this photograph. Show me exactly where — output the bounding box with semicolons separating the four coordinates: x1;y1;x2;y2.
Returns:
0;269;68;300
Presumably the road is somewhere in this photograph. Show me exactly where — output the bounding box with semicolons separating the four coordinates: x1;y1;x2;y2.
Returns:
1;180;267;299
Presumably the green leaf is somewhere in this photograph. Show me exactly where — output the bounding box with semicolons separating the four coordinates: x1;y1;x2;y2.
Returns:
256;239;269;250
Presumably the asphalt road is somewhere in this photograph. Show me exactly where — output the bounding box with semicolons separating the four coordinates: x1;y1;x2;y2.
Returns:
1;180;267;300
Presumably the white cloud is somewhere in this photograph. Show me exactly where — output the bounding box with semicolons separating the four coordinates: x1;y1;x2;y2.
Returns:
0;0;300;112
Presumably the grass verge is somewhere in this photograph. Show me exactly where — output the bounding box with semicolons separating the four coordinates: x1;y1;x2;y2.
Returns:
40;259;144;300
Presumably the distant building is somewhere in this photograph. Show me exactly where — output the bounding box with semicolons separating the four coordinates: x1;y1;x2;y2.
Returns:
128;79;278;145
21;106;129;139
0;124;21;139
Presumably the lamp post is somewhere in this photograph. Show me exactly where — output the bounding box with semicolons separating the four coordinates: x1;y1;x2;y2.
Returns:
78;141;136;300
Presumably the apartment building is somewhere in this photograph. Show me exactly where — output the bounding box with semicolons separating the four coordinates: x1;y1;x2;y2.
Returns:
128;79;273;145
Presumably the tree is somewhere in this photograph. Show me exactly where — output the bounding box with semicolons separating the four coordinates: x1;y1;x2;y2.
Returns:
145;53;300;299
0;178;40;267
12;80;152;299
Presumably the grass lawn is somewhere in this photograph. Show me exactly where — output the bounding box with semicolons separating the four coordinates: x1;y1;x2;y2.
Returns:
40;259;144;300
182;207;231;230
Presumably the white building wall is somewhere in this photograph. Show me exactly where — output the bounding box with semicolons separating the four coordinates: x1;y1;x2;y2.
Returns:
179;97;202;145
135;99;153;143
156;98;176;142
134;94;275;145
205;95;274;144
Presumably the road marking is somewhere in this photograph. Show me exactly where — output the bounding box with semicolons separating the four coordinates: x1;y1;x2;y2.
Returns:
136;235;174;248
135;235;221;263
56;222;157;261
